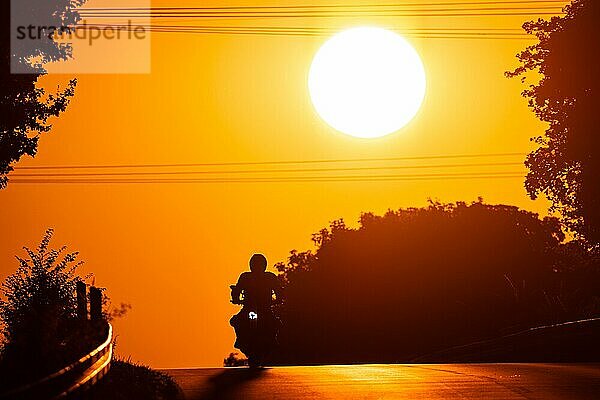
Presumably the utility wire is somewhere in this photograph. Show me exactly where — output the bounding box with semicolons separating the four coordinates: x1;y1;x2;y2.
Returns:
78;1;570;12
76;4;566;18
80;25;526;30
72;1;566;38
10;173;526;185
13;152;527;171
73;25;533;38
77;25;527;31
10;162;525;178
9;176;526;185
78;2;568;13
77;12;563;19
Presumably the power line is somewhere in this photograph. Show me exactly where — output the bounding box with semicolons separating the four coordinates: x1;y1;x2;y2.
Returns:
72;0;566;39
77;12;563;19
78;1;569;12
10;162;525;178
74;25;533;39
10;172;525;185
78;25;526;31
76;3;566;19
77;2;568;14
10;167;527;185
84;25;526;30
13;152;527;171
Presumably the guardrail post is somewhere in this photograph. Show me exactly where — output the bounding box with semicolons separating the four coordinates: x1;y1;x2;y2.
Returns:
90;286;103;321
76;281;88;320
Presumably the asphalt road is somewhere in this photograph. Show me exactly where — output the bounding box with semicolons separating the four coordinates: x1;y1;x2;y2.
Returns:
166;363;600;400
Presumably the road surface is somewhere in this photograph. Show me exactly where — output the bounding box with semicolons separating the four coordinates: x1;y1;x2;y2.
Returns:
166;363;600;400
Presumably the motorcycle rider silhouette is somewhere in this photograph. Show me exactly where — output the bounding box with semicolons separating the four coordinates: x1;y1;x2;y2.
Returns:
230;254;282;366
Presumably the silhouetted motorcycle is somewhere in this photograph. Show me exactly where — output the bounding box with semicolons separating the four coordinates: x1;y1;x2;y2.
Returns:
230;284;279;367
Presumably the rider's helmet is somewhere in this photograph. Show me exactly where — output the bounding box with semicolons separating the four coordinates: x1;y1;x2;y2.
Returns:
249;253;267;273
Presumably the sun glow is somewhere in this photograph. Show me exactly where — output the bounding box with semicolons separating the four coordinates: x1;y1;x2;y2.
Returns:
308;27;427;139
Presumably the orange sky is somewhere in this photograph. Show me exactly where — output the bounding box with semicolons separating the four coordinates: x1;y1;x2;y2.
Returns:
0;1;563;367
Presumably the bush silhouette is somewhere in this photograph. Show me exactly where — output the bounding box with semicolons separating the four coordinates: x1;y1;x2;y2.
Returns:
0;229;93;387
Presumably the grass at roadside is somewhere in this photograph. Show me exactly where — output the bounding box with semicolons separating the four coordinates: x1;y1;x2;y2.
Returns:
85;358;183;400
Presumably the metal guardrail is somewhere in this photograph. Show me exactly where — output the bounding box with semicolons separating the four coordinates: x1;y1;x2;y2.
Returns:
0;323;113;400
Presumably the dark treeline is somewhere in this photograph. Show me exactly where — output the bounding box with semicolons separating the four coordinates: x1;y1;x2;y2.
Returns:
272;200;600;364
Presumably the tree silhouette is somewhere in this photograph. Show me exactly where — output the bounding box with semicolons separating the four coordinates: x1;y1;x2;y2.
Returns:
508;0;600;244
273;200;599;364
0;1;85;189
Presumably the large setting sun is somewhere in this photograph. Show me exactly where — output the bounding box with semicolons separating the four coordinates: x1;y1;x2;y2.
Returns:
308;27;427;139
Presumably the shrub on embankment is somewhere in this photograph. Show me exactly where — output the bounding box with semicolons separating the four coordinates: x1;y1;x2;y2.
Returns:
86;358;183;400
0;229;98;389
0;230;182;399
